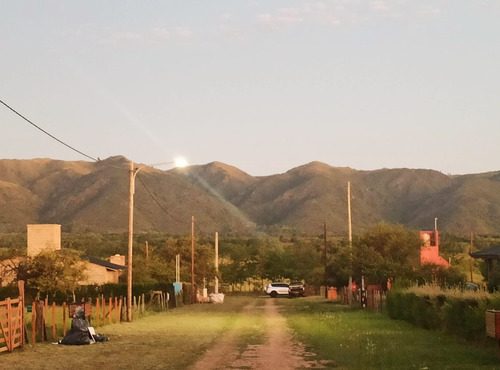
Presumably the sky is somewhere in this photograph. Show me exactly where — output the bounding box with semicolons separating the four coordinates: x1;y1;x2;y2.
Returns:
1;1;499;176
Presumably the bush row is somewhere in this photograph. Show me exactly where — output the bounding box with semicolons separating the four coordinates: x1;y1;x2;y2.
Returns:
387;288;500;341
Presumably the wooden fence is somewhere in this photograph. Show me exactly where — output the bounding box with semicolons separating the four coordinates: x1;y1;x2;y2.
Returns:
0;297;24;353
29;292;168;343
341;286;386;312
30;296;124;343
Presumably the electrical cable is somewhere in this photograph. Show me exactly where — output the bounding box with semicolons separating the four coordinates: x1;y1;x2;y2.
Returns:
1;99;99;162
136;174;186;225
1;99;202;229
1;98;126;170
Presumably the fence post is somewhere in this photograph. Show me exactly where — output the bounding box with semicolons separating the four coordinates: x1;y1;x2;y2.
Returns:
118;297;123;323
102;298;106;327
96;298;100;328
31;301;36;344
44;297;48;323
115;297;118;323
18;281;25;347
52;302;56;339
63;302;67;336
34;300;47;341
108;297;112;325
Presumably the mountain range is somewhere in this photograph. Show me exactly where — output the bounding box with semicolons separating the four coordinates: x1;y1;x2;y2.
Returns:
1;156;499;236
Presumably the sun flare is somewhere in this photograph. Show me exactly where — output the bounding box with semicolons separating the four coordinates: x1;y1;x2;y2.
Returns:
174;157;188;168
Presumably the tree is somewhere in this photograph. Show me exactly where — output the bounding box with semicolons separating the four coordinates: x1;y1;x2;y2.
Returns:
16;249;88;299
349;222;421;286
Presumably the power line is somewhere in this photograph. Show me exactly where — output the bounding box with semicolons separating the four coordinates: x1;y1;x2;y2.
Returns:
136;174;207;234
136;174;185;225
1;99;99;162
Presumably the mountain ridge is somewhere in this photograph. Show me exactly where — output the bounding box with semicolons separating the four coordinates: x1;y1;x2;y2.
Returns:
1;156;499;236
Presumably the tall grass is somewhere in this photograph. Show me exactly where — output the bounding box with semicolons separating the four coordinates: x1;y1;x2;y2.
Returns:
280;297;500;369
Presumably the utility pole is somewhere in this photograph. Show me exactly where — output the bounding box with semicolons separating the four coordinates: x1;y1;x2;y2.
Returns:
324;221;327;298
470;232;474;282
191;216;195;304
215;232;219;294
127;161;134;322
347;181;353;305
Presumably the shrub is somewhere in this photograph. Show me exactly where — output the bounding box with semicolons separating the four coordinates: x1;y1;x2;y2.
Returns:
386;284;500;341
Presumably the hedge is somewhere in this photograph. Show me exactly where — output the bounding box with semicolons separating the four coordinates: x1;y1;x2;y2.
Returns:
387;286;500;341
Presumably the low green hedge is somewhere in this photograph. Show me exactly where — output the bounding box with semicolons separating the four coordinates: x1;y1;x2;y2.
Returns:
387;286;500;341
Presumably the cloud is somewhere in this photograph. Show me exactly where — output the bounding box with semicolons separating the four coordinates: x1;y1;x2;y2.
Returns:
172;26;193;39
150;27;170;40
102;26;193;45
256;7;303;30
110;32;143;43
371;0;390;11
416;5;442;17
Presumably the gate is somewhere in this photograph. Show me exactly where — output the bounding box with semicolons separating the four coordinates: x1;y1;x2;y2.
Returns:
0;297;24;352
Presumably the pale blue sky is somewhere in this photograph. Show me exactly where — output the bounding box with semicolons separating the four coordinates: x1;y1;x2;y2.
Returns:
1;1;499;176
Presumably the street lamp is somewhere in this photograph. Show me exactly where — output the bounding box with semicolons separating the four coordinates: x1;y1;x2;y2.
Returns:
127;158;187;322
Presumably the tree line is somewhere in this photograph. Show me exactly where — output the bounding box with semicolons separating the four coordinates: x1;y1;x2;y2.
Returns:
1;222;499;299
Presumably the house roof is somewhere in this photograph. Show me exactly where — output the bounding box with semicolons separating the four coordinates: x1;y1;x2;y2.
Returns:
81;255;126;270
470;245;500;259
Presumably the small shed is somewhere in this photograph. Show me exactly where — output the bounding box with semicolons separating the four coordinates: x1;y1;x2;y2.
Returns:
470;245;500;282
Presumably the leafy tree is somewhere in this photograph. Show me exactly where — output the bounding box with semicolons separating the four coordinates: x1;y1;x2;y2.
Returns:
326;240;352;287
219;239;262;288
347;223;421;286
286;238;324;283
16;249;88;299
130;254;172;284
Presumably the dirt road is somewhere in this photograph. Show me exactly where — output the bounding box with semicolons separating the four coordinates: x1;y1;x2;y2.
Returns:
191;298;328;370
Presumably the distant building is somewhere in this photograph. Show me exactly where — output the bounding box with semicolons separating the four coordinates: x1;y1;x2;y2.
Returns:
27;224;61;256
0;224;125;287
80;255;126;285
420;230;449;268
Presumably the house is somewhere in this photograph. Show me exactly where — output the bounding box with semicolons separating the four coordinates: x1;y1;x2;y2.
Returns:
0;224;126;286
80;255;126;285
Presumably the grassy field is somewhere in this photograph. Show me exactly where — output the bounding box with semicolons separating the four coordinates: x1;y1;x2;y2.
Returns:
3;295;500;369
279;297;500;369
3;296;265;369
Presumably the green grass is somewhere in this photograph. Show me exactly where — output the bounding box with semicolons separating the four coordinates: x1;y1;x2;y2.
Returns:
5;295;500;369
2;296;265;370
279;297;500;369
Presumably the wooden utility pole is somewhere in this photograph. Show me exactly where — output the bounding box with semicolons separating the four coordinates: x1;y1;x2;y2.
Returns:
191;216;195;304
347;181;353;305
470;232;474;282
215;232;219;294
324;221;327;298
127;161;134;322
175;254;180;282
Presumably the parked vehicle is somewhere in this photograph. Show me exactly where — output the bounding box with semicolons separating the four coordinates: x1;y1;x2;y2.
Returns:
288;282;305;297
265;282;289;298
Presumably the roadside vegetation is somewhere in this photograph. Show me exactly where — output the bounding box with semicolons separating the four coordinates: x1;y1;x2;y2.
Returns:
280;297;500;369
3;223;500;300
